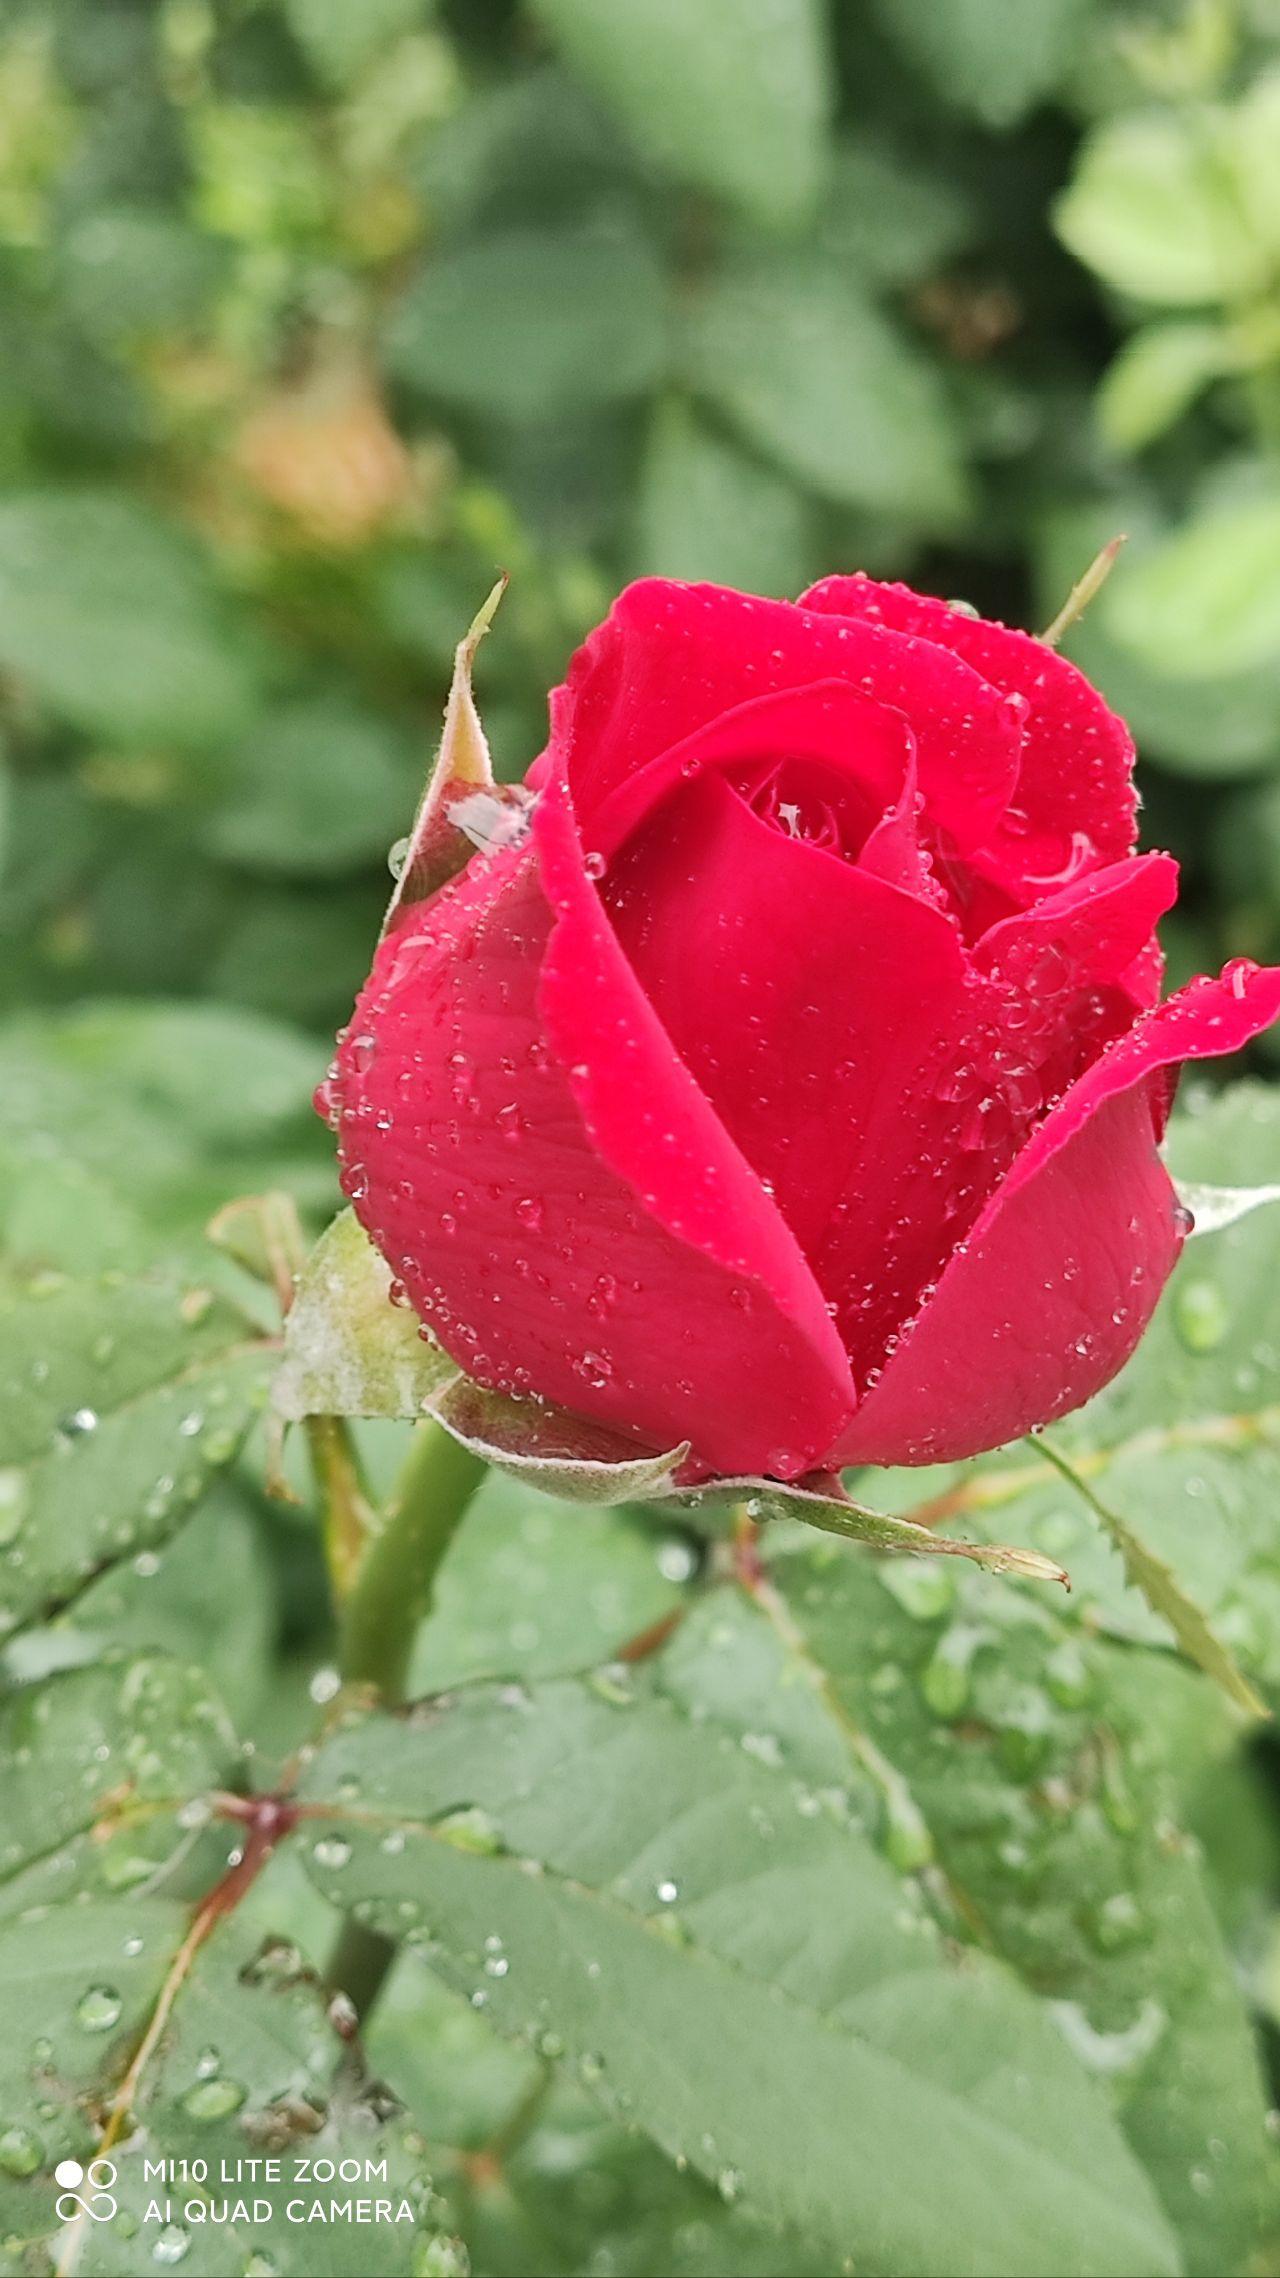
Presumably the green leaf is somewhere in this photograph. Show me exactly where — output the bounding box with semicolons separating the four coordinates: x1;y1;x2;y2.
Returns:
873;1086;1280;1692
684;1552;1276;2276
0;1654;457;2271
1056;111;1271;305
634;400;812;595
1105;496;1280;681
532;0;831;227
285;0;426;86
1230;69;1280;264
0;1001;327;1253
0;1153;146;1280
689;1475;1068;1585
408;1468;693;1692
1097;322;1231;453
299;1685;1179;2277
387;223;667;424
192;102;333;244
207;699;416;878
57;205;229;343
12;1486;279;1717
0;1881;459;2273
0;1268;272;1638
1033;1435;1266;1718
367;1944;541;2150
0;492;260;748
30;1001;324;1157
275;1206;456;1422
434;2072;831;2275
818;140;976;284
871;0;1087;126
0;1655;238;1919
686;253;968;524
428;1375;689;1504
1034;499;1280;782
371;1944;828;2268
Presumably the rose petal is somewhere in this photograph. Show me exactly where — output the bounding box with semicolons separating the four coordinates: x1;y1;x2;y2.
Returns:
586;677;919;866
800;573;1137;885
334;821;858;1479
602;765;970;1260
830;959;1280;1466
540;578;1023;855
801;862;1180;1388
976;851;1179;1002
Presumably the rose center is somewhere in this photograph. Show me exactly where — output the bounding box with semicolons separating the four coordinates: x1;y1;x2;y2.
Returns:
730;753;884;866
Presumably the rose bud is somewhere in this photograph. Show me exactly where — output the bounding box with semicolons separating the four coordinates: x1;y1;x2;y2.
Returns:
326;576;1280;1483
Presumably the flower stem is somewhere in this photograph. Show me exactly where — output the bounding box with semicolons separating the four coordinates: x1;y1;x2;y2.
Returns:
326;1418;487;2022
339;1417;487;1702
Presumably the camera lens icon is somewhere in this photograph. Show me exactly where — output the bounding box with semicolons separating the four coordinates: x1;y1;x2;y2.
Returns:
54;2158;118;2223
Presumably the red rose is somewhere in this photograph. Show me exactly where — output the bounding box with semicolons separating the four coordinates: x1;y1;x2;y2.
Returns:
328;576;1280;1481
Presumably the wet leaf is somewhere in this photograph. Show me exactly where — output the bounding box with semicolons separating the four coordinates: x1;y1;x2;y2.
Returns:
689;1475;1067;1585
0;1654;238;1920
427;1375;689;1504
663;1552;1276;2277
274;1207;457;1423
0;1001;328;1262
0;1874;457;2274
299;1684;1179;2278
409;1468;694;1691
0;1268;272;1638
1034;1436;1266;1719
19;1484;279;1717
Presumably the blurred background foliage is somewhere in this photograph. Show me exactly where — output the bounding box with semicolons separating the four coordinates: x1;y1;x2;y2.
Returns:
0;0;1279;1068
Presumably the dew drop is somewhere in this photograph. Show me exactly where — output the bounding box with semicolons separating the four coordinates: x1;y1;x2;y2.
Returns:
182;2076;246;2120
1088;1890;1149;1953
76;1985;123;2033
573;1351;613;1390
920;1626;981;1720
59;1408;99;1439
0;2127;42;2177
432;1805;503;1855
